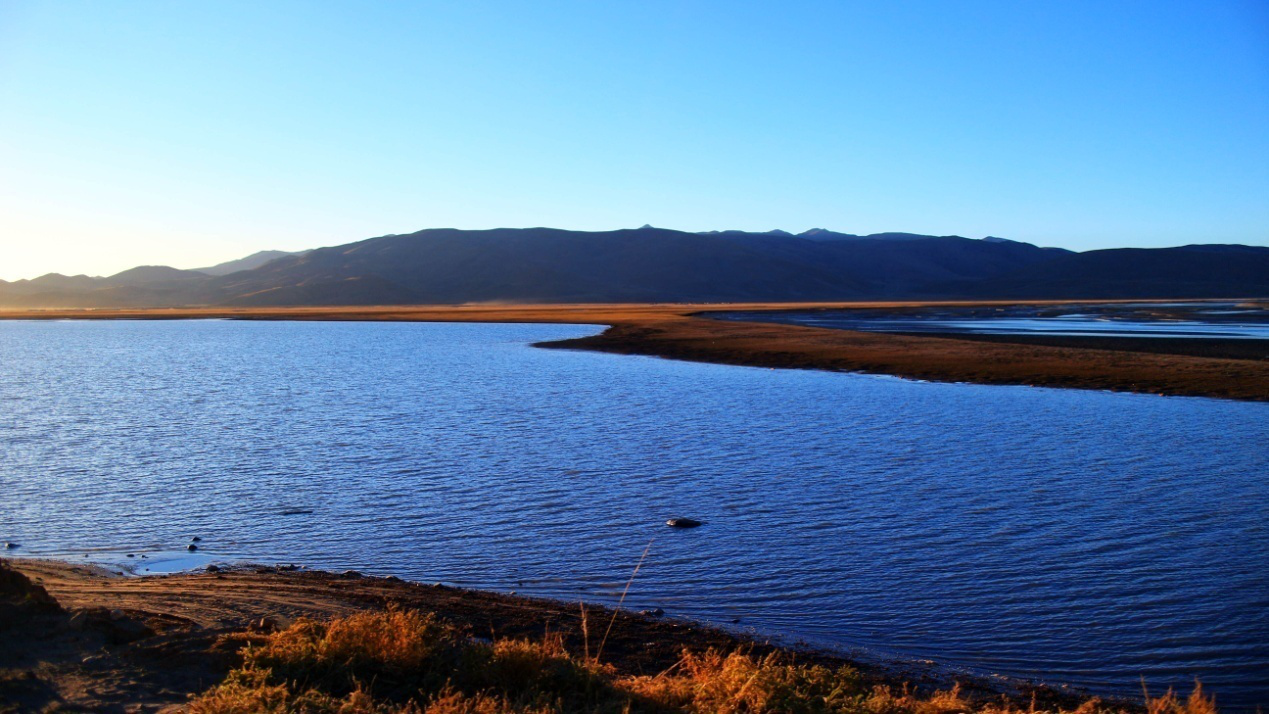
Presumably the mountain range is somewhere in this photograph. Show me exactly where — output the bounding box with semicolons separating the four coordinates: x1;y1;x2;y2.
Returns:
2;227;1266;308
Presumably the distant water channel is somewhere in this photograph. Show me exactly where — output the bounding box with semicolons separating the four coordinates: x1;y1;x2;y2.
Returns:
712;301;1269;340
1;320;1266;707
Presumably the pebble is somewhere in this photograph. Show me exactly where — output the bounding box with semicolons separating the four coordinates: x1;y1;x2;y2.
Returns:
187;544;198;552
665;518;704;528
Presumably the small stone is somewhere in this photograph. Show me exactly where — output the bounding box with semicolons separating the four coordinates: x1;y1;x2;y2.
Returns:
206;565;220;573
665;518;704;528
187;544;198;552
341;570;363;579
3;542;18;550
191;537;202;542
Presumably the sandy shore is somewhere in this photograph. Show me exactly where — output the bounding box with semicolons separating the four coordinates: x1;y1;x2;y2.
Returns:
0;558;1114;713
2;302;1265;401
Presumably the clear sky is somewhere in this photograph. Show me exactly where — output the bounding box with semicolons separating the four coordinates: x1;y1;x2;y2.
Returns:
1;1;1266;280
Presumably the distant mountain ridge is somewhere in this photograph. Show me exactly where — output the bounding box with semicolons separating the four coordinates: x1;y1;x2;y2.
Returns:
1;227;1265;308
193;249;301;276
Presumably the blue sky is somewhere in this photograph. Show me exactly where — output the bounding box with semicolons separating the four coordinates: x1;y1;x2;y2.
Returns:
1;1;1266;279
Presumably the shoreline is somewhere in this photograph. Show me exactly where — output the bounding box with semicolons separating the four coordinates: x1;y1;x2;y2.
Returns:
0;557;1128;712
0;301;1266;401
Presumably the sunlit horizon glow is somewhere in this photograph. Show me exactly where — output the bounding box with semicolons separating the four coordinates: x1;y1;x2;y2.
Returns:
1;0;1266;281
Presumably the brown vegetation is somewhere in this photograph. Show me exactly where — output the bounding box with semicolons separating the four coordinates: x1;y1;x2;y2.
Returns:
0;301;1265;401
191;608;1218;714
0;559;1224;713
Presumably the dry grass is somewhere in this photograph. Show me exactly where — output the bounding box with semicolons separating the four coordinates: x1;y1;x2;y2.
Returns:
188;608;1220;714
1142;683;1218;714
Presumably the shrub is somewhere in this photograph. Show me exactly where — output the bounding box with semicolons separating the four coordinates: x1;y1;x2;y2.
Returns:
191;608;1216;714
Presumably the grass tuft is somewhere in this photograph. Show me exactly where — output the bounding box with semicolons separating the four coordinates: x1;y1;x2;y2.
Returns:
190;608;1219;714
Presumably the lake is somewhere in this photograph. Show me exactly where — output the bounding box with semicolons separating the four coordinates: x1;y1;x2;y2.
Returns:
1;320;1266;707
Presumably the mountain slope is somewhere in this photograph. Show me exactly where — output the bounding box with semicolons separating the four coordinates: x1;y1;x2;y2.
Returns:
210;227;1064;305
100;265;208;285
194;250;299;276
0;228;1264;307
969;244;1269;298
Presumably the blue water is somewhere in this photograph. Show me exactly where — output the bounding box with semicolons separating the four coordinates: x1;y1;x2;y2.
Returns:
1;320;1266;707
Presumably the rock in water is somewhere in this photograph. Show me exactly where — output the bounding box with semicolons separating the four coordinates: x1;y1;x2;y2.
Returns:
187;544;198;552
665;518;703;528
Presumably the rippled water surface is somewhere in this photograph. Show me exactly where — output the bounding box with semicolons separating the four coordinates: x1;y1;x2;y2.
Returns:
2;320;1266;707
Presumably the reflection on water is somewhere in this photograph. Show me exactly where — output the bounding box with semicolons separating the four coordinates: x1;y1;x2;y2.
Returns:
0;320;1266;707
714;302;1269;339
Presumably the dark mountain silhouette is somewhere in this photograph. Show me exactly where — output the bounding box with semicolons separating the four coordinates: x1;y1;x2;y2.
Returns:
202;227;1072;304
1;227;1264;308
966;244;1269;298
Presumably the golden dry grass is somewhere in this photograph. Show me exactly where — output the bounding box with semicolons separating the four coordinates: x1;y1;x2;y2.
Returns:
189;608;1219;714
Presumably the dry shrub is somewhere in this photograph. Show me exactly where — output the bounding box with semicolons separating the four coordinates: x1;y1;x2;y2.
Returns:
189;665;404;713
480;636;607;701
860;683;971;714
624;649;862;713
248;607;458;695
1143;683;1217;714
191;609;1218;714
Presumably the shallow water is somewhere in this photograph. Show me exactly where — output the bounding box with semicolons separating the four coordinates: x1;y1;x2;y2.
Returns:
1;320;1266;707
715;302;1269;339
